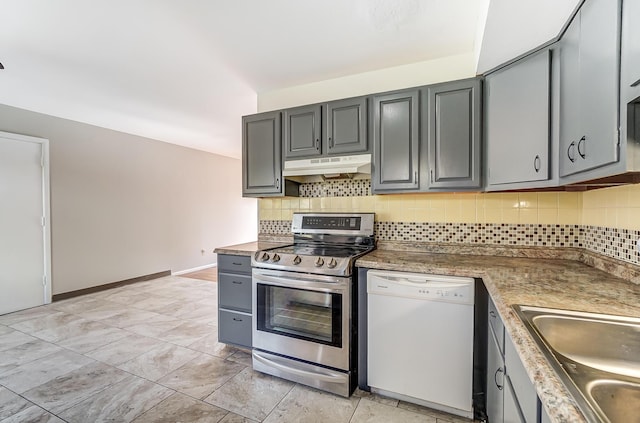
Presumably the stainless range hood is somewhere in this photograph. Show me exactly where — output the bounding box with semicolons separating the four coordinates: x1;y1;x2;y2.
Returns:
283;154;371;180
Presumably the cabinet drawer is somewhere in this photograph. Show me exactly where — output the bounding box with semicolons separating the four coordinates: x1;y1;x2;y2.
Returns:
218;273;252;312
218;310;252;348
217;254;252;274
488;298;505;354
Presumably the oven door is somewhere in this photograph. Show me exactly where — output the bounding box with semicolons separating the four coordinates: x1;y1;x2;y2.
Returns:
252;268;351;371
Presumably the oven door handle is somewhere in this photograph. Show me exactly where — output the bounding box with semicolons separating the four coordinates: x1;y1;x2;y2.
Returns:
253;351;346;384
253;273;346;293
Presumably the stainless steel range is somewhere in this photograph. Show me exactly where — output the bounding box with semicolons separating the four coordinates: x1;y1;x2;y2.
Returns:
251;212;375;397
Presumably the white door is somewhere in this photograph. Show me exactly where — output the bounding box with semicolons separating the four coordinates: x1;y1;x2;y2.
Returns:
0;131;51;314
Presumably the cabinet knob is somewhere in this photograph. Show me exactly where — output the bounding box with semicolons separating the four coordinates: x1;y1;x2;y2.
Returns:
533;155;541;173
567;141;576;163
577;136;586;159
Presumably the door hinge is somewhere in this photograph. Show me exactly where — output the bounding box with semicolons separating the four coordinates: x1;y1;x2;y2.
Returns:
40;149;45;167
41;216;46;227
42;275;47;286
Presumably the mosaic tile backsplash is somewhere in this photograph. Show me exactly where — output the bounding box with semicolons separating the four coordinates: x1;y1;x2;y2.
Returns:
259;179;640;266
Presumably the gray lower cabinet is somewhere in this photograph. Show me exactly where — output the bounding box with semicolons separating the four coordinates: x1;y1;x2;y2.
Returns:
242;111;298;197
284;104;322;158
425;78;482;190
284;97;369;160
217;254;252;348
487;297;539;423
559;0;621;178
371;89;420;193
485;49;552;189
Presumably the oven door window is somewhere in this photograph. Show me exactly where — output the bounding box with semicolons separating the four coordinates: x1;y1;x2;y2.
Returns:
256;284;342;347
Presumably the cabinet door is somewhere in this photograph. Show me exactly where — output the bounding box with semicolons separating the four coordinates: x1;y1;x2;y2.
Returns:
486;50;551;186
560;0;621;177
426;78;481;189
242;111;283;197
487;329;505;423
372;90;420;192
504;377;525;423
325;97;369;155
559;12;582;177
621;0;640;104
284;104;322;159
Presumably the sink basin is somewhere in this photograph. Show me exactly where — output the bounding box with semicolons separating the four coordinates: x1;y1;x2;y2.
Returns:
515;306;640;423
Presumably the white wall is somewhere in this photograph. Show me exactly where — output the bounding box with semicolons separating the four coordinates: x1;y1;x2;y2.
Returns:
258;53;476;112
0;104;257;295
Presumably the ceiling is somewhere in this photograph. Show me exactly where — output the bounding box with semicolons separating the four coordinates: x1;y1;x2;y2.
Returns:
0;0;579;159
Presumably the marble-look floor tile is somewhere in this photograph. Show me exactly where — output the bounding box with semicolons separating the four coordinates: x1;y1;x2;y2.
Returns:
0;349;94;393
129;295;181;312
0;404;65;423
118;342;201;381
59;375;173;423
0;339;62;375
94;308;175;329
155;321;214;346
0;330;37;352
0;386;33;420
0;325;13;335
350;398;435;423
73;301;130;321
352;388;400;407
157;353;245;399
0;305;59;326
85;333;165;366
225;349;252;367
263;384;359;423
204;368;294;422
131;392;228;423
101;290;152;305
50;297;110;314
22;361;130;414
8;312;85;335
397;400;473;423
55;324;129;354
125;318;184;338
31;318;103;343
187;332;236;359
219;413;258;423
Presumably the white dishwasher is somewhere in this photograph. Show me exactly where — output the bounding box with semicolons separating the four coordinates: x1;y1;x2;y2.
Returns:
367;269;475;418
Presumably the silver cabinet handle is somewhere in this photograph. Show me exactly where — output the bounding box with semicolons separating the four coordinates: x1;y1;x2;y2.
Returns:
414;171;418;184
534;155;541;173
631;77;640;88
430;170;434;183
315;139;320;150
495;367;504;391
328;137;333;148
577;136;586;159
276;178;280;190
567;141;576;163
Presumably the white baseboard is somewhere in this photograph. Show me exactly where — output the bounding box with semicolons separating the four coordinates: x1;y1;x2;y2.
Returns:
173;263;217;276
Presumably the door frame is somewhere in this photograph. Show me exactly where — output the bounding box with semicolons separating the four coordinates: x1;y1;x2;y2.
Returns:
1;130;52;305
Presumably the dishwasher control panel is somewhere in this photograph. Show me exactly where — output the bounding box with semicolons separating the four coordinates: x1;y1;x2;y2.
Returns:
367;270;474;304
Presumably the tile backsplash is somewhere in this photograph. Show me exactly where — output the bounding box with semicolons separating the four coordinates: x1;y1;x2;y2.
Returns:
258;180;640;266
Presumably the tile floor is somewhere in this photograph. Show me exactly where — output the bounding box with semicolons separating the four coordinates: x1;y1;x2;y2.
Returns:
0;275;474;423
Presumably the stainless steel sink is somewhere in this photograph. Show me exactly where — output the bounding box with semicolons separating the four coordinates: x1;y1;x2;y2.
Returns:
515;305;640;423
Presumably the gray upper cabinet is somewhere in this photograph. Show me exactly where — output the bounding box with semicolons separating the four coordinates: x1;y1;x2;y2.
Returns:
242;111;285;197
485;49;552;187
372;89;420;193
559;0;621;178
621;0;640;105
425;78;482;190
284;104;322;159
325;97;368;155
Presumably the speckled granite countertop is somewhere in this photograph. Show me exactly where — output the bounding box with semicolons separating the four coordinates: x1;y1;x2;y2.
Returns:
214;240;290;257
356;249;640;423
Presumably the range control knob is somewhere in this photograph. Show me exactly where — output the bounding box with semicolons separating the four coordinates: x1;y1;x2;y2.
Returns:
271;253;280;263
293;255;302;265
260;252;270;262
314;257;325;267
327;258;338;269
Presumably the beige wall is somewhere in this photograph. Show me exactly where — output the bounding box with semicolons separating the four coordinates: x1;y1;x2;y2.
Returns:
259;184;640;231
0;104;257;295
258;53;476;112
